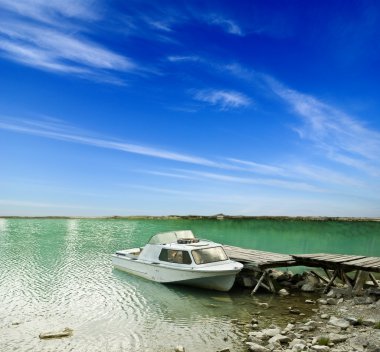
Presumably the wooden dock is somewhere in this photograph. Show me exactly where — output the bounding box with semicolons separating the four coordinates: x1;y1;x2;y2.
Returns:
224;245;297;294
292;253;380;293
223;245;380;294
224;245;296;270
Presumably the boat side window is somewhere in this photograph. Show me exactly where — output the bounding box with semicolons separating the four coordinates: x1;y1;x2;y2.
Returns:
192;247;228;264
159;249;192;265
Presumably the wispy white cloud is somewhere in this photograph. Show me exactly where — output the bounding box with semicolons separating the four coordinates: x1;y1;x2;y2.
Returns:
0;117;220;167
146;19;173;32
209;16;244;36
0;199;88;209
193;89;251;110
126;185;270;205
0;0;99;24
226;157;363;187
0;116;372;195
0;1;137;82
0;21;135;71
168;169;323;192
167;55;201;62
266;76;380;175
226;158;284;176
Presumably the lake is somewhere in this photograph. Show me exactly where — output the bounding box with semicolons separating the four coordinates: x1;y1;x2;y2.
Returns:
0;218;379;351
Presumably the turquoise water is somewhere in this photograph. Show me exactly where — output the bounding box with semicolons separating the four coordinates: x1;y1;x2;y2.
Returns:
0;218;379;352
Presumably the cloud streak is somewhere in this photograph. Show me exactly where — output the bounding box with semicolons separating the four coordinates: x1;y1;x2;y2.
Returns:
209;16;244;36
154;169;323;193
0;117;220;168
1;116;367;194
0;1;136;82
265;76;380;175
193;89;251;110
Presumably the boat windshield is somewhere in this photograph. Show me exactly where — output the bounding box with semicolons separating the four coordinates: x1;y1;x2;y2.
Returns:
191;247;228;264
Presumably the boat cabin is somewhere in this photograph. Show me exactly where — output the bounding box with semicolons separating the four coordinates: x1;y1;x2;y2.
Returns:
122;230;229;266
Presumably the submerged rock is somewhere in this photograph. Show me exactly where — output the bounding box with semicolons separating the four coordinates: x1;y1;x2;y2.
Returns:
175;345;185;352
39;327;73;339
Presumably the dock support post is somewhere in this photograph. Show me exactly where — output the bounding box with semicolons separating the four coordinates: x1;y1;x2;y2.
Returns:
310;270;329;284
323;269;339;293
323;268;332;280
251;271;266;295
353;271;369;295
340;269;353;289
250;270;277;295
369;273;379;287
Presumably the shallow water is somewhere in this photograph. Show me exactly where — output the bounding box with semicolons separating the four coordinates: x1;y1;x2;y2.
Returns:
0;218;379;351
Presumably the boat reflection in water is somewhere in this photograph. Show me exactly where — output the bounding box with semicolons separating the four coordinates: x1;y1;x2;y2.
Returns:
112;230;243;292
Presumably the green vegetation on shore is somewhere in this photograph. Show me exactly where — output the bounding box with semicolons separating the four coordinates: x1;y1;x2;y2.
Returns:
1;215;379;222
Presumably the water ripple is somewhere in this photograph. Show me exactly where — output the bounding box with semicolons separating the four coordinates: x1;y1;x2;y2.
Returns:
0;218;332;351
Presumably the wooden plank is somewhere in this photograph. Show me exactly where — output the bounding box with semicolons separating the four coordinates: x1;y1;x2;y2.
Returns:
226;246;380;275
347;258;380;266
293;253;366;262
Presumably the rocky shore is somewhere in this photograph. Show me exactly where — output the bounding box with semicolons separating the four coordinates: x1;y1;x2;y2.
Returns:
243;283;380;352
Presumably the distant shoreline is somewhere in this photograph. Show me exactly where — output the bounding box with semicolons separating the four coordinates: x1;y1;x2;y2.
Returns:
1;215;379;222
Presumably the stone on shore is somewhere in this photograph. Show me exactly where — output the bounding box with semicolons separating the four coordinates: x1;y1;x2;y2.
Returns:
278;288;289;296
328;316;350;329
311;345;330;351
175;345;185;352
328;333;349;343
301;283;316;292
246;342;270;352
326;298;337;305
39;327;73;339
268;334;291;344
261;327;281;338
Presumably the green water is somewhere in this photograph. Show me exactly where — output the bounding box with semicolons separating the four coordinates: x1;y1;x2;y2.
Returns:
0;218;379;352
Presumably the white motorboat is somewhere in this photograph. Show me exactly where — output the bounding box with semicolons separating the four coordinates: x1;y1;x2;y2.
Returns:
112;230;243;292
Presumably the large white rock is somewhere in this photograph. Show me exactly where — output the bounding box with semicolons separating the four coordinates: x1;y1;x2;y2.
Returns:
261;327;281;338
328;316;349;329
268;334;291;344
311;346;330;351
328;333;349;343
245;342;270;352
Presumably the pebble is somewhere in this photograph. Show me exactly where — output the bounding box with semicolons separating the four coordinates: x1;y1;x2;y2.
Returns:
257;303;269;309
305;299;316;304
174;346;185;352
326;298;337;305
279;288;290;296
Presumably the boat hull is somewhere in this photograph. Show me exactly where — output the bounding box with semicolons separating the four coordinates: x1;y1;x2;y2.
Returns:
112;255;241;292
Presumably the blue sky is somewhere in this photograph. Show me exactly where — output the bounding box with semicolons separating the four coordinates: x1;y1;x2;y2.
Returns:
0;0;379;217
